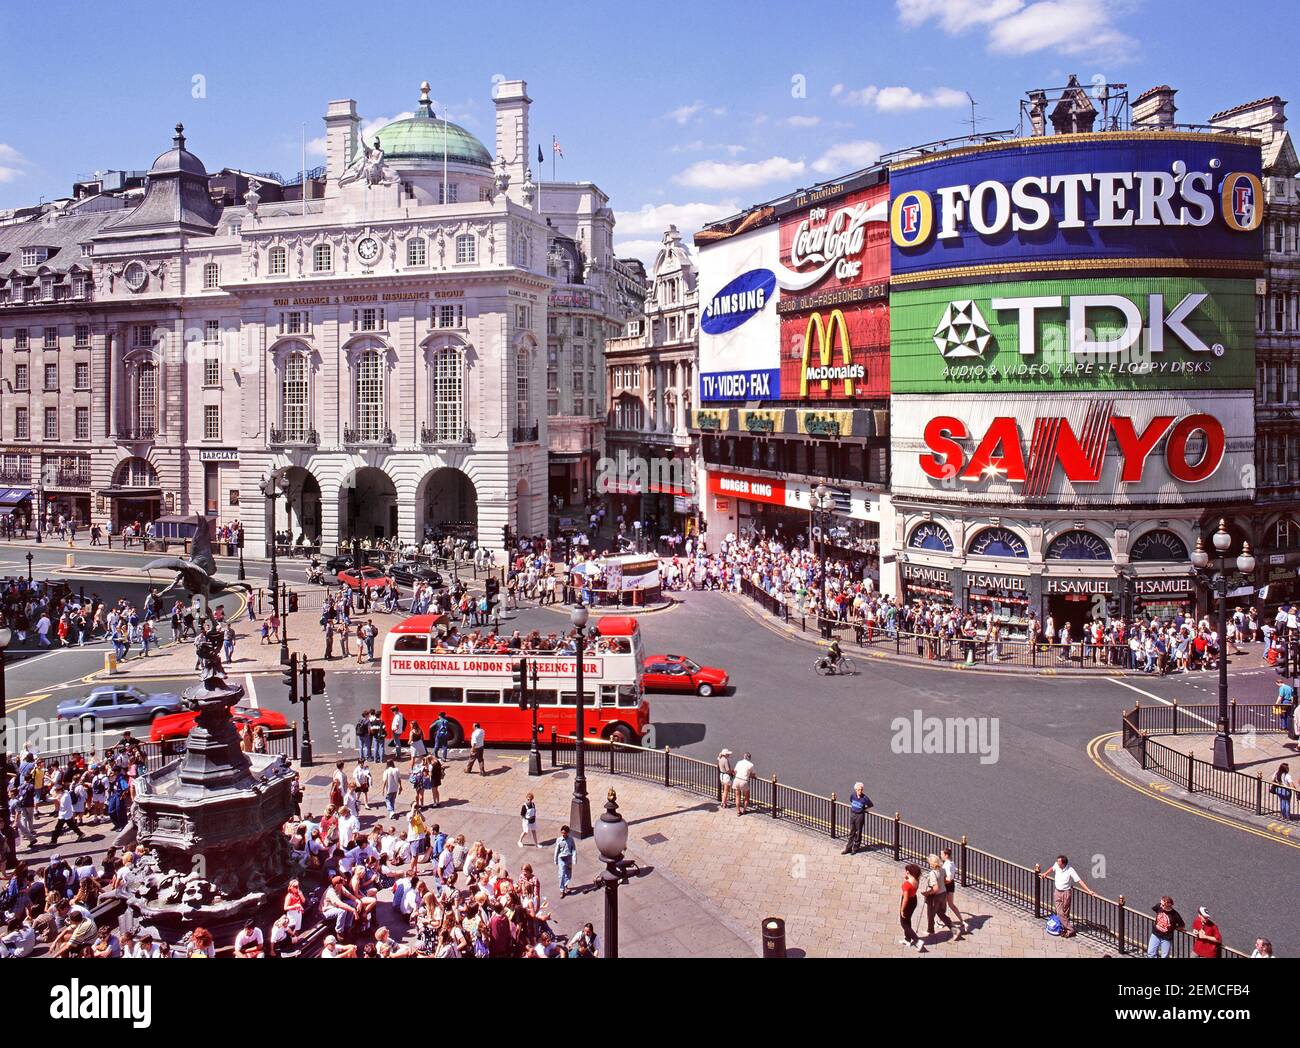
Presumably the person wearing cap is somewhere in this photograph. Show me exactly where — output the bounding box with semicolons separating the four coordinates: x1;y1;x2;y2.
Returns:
1191;906;1223;959
717;749;734;811
732;752;755;816
321;934;356;958
322;875;359;938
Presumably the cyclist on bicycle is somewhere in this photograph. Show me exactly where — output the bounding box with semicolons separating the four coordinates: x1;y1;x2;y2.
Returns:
826;639;843;672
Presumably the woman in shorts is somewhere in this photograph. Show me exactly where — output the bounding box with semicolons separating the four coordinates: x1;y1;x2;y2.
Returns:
717;749;734;810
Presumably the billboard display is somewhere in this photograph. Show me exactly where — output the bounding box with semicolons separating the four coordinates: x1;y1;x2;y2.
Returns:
890;389;1254;507
889;134;1264;284
698;223;782;402
890;276;1256;394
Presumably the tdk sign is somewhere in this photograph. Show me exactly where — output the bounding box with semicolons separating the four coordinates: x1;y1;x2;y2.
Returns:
890;136;1265;277
701;268;777;335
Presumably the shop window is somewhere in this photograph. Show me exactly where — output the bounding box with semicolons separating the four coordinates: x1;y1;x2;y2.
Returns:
908;521;954;553
967;527;1029;559
1129;529;1189;563
1045;531;1112;561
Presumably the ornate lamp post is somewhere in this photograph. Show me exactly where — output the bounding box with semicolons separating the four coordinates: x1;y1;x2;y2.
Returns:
25;552;32;582
260;473;290;666
569;604;593;838
1191;520;1255;771
0;625;13;866
594;788;631;958
809;482;833;637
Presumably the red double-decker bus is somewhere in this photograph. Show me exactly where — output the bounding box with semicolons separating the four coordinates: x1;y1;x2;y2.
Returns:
379;614;650;746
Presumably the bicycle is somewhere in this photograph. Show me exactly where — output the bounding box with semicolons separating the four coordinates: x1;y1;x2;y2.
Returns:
813;654;856;676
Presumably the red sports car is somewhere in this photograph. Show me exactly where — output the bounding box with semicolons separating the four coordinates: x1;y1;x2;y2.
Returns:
642;654;729;697
337;565;394;591
150;705;290;743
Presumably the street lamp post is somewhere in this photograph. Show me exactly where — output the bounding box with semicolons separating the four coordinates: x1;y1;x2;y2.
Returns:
0;626;14;868
810;483;832;638
569;604;593;838
260;473;290;666
25;552;32;582
280;580;291;661
527;662;542;777
594;788;630;959
237;527;246;582
1191;520;1255;772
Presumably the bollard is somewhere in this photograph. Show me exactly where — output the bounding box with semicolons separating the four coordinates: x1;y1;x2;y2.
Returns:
105;652;117;674
761;917;787;958
66;553;75;568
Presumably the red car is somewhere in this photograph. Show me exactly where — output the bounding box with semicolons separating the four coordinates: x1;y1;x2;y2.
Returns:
642;654;729;697
149;705;290;743
337;565;394;591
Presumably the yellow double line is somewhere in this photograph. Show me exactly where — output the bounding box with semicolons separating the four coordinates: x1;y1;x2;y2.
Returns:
1087;732;1300;850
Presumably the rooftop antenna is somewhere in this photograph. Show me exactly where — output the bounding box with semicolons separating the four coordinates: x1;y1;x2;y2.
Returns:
965;93;989;139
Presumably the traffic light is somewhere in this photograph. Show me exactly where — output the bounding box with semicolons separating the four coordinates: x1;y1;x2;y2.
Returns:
514;659;528;709
502;524;513;549
310;667;326;695
485;576;500;603
282;652;299;703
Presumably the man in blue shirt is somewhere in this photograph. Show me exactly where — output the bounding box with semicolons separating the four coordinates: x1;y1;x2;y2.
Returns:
1279;680;1297;739
841;782;873;855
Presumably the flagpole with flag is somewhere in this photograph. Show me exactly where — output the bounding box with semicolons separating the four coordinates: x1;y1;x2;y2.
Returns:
537;142;544;211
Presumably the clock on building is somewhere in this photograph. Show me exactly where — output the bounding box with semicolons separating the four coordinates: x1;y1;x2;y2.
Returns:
357;236;381;264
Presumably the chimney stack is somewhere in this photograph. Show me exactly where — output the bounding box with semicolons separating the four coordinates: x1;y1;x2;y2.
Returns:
494;79;532;205
1133;85;1178;130
323;99;360;194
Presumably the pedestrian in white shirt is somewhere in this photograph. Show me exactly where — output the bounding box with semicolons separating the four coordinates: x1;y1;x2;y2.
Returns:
336;807;360;850
732;752;754;817
465;722;487;775
382;759;402;815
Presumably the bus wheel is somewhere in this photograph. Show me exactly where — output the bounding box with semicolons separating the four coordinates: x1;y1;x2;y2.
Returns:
445;719;465;748
604;723;634;745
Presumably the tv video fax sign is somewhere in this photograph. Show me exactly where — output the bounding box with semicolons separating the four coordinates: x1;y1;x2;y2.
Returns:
889;135;1264;282
890;276;1255;394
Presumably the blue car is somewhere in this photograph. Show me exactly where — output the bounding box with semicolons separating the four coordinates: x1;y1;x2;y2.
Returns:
56;685;185;726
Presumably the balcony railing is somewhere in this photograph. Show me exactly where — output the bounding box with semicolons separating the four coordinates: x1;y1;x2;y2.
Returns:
269;427;319;447
342;426;395;446
421;425;474;446
120;426;156;442
0;470;31;485
45;470;90;488
512;424;539;444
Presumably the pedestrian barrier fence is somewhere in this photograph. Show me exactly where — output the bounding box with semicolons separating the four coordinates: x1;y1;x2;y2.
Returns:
551;730;1250;958
1121;702;1292;818
739;578;1162;671
33;724;299;775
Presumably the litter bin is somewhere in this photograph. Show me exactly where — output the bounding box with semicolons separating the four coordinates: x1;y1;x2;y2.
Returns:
761;917;786;958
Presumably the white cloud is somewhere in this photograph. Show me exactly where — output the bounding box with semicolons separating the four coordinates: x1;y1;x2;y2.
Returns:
0;144;28;184
812;140;883;175
614;200;740;237
361;111;414;146
832;84;967;111
897;0;1136;58
782;115;822;128
670;141;746;156
666;101;728;125
674;156;806;191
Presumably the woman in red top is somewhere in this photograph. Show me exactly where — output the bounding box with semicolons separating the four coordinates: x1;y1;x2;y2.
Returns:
899;863;924;953
283;879;305;933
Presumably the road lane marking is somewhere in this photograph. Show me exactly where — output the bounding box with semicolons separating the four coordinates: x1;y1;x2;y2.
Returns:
1106;678;1217;728
245;674;259;708
1087;731;1300;851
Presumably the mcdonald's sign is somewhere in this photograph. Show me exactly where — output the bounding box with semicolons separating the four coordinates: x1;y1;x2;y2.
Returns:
799;310;866;397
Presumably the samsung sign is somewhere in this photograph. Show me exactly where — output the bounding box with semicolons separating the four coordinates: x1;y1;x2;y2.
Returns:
701;268;777;335
889;135;1264;280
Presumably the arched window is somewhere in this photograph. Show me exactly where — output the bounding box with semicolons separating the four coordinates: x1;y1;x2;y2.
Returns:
202;262;220;290
431;345;464;442
1269;518;1300;550
280;353;310;441
355;349;385;441
268;246;287;275
132;361;157;436
407;238;427;267
515;346;531;431
1045;531;1112;561
313;243;332;272
968;527;1029;559
1129;529;1189;563
908;521;954;553
115;457;158;488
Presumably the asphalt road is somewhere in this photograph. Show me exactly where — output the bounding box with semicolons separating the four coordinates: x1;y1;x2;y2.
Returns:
6;546;1294;954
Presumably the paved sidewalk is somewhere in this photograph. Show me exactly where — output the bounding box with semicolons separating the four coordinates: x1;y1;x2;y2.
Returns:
295;750;1102;958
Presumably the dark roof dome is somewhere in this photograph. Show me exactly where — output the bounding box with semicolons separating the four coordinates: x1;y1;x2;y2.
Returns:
149;123;208;177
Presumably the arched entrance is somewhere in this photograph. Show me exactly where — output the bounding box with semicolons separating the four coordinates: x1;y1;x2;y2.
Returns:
269;466;323;548
342;466;398;542
109;457;161;532
419;468;477;541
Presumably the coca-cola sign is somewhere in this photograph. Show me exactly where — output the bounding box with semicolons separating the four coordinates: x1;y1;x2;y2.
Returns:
779;183;890;301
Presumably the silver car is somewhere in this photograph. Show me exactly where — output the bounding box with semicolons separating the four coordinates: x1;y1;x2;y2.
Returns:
56;685;185;726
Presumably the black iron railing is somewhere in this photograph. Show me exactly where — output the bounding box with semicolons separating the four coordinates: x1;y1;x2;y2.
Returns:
0;469;31;484
33;725;299;775
120;426;156;441
512;424;539;443
342;426;394;446
421;426;474;445
1122;702;1291;817
550;731;1251;958
269;427;319;446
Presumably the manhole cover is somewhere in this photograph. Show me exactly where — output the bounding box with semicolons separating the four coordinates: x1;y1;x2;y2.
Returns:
641;833;668;845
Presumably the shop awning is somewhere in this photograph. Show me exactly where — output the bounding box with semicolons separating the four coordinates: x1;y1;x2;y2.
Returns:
0;487;32;511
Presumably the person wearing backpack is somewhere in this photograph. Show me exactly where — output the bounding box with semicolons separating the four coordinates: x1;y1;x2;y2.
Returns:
1147;895;1186;957
354;712;371;763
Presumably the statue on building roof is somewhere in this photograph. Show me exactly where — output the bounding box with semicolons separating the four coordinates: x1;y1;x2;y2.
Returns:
339;137;400;189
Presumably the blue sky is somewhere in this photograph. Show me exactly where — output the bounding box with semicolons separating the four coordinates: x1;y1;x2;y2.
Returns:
1;0;1296;264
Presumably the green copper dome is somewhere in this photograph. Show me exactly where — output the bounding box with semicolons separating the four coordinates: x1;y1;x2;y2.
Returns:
366;89;492;169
